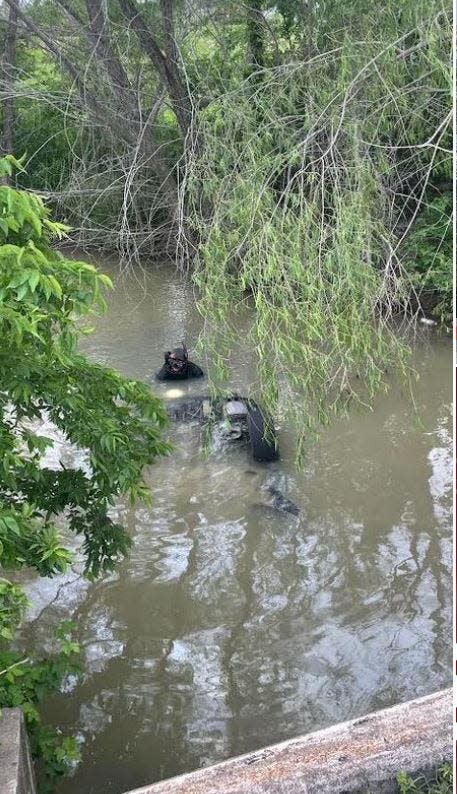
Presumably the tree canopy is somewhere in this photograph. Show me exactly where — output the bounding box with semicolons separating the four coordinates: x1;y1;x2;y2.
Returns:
0;3;451;449
0;154;171;785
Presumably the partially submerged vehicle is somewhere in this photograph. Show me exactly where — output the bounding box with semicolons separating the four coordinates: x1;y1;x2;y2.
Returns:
165;395;279;462
165;394;300;514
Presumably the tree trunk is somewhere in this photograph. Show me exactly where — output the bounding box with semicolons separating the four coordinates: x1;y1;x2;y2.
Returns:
117;0;193;137
1;0;18;182
1;0;199;259
246;0;264;75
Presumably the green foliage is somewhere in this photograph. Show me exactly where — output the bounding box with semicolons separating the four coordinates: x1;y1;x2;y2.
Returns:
4;6;180;244
0;156;171;787
0;622;81;792
1;1;452;458
12;47;78;193
396;763;452;794
402;194;452;326
184;0;451;460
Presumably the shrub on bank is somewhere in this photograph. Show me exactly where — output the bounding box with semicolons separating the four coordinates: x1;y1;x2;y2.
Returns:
395;763;453;794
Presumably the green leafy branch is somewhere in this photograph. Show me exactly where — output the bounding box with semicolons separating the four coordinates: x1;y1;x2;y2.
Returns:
0;156;172;789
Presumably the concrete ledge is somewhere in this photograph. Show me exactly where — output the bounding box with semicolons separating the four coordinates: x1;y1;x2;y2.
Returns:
0;708;36;794
124;688;452;794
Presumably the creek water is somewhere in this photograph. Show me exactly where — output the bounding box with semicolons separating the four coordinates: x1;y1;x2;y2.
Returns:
18;262;452;794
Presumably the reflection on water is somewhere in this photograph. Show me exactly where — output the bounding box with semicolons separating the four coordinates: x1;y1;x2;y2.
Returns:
18;263;452;794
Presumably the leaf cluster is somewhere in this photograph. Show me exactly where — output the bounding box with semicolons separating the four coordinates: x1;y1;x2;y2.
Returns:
0;622;81;792
0;156;171;786
402;194;452;326
395;763;452;794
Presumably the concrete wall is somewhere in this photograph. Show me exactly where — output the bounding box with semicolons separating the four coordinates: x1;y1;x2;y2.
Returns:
124;687;452;794
0;708;36;794
0;689;451;794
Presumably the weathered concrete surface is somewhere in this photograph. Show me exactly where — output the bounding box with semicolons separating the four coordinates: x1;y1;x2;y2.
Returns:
0;708;36;794
124;688;452;794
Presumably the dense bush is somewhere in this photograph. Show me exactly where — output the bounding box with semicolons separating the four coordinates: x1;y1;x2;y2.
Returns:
402;194;452;326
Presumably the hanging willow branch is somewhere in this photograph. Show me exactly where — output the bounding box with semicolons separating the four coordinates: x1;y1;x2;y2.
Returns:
180;4;452;462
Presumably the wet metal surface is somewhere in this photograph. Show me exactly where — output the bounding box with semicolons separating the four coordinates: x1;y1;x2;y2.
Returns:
16;263;452;794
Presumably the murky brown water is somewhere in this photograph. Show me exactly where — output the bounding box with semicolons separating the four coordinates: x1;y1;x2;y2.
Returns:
19;263;452;794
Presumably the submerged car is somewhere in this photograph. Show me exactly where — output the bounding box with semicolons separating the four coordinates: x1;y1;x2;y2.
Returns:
165;395;279;462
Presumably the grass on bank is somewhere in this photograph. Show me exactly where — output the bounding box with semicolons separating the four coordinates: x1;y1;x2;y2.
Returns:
395;764;452;793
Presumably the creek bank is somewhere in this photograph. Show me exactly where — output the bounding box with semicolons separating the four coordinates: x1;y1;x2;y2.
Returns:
0;709;36;794
0;689;451;794
121;688;451;794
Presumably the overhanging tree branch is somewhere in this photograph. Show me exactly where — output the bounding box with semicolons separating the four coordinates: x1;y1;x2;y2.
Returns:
116;0;192;135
